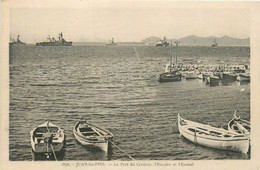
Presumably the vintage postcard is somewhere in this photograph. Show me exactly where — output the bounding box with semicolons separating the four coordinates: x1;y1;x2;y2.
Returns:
1;0;260;169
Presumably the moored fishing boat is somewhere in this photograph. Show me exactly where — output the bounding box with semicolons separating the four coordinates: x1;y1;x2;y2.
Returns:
236;74;250;82
30;121;65;155
206;75;222;86
183;71;198;79
159;71;181;82
222;72;237;81
228;112;250;137
177;114;250;153
159;41;181;82
73;120;114;152
198;72;212;81
197;73;204;79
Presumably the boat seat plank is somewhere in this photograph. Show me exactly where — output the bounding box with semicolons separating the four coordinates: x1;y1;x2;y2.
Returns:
81;132;97;134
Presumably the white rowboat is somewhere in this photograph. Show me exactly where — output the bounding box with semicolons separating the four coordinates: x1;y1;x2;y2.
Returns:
73;120;114;152
30;121;65;153
177;114;249;153
228;112;250;137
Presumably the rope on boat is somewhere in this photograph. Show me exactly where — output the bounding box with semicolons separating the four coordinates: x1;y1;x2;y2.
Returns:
172;119;179;133
31;150;35;161
50;144;57;161
106;138;135;161
45;123;57;161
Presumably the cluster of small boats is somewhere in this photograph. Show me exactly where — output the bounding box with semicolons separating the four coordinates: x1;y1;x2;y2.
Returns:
160;61;250;84
159;41;250;84
159;43;251;153
204;67;250;86
177;112;250;154
30;119;113;159
30;111;250;160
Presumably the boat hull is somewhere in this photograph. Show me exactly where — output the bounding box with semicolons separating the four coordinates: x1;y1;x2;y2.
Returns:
73;121;113;152
156;42;169;47
36;42;72;46
31;141;64;153
30;122;65;153
9;42;26;46
237;75;250;82
184;73;198;79
74;130;109;152
206;76;222;86
228;119;250;137
106;43;116;46
197;73;204;79
159;73;181;82
177;115;249;153
198;73;212;81
222;73;237;81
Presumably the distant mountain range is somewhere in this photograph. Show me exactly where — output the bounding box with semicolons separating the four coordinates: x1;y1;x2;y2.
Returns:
141;35;250;46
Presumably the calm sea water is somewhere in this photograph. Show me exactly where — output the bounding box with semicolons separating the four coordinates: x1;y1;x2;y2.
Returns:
9;45;250;161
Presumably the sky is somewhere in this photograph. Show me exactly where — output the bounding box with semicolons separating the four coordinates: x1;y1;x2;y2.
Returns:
10;5;250;43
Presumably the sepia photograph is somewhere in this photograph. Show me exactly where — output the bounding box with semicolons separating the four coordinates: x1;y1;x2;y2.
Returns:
1;0;260;169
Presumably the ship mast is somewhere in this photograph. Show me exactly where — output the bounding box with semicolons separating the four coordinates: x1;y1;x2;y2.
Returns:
60;32;63;40
175;41;180;66
170;41;173;72
17;35;20;42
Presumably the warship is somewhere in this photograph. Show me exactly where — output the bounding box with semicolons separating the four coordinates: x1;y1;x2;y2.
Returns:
211;39;218;48
9;35;26;45
155;37;169;47
36;32;72;46
106;38;116;45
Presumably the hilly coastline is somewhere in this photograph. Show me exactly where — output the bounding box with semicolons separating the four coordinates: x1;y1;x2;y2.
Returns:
141;35;250;46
